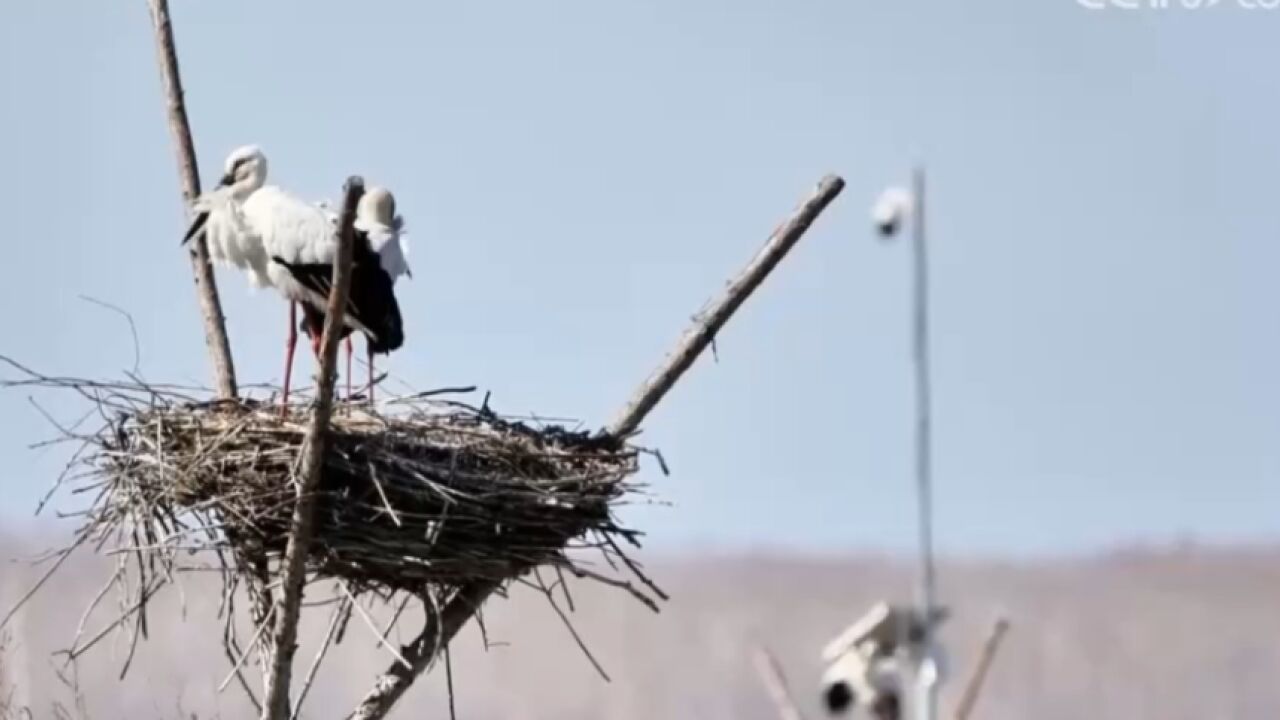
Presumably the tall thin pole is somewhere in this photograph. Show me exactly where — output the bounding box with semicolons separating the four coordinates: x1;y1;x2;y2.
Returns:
910;165;938;720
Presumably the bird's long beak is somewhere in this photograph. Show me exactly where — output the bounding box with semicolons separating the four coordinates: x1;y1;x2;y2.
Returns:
217;171;235;188
182;211;211;246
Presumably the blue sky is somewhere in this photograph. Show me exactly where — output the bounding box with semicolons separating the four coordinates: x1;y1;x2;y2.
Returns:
1;0;1277;556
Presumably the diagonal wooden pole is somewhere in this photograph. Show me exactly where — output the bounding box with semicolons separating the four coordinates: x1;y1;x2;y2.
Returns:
752;644;809;720
345;173;846;720
953;617;1010;720
146;0;238;399
608;174;846;438
261;178;365;720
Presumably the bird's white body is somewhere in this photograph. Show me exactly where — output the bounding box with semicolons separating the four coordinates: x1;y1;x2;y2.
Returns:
191;182;269;286
360;216;410;281
242;185;342;303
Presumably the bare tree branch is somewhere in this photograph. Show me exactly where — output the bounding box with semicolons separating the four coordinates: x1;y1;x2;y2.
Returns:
290;595;349;720
345;173;846;720
607;174;846;438
954;617;1011;720
146;0;238;399
260;177;365;720
752;644;807;720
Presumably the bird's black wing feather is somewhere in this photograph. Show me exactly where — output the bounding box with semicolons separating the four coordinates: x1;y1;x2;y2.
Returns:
182;211;211;246
271;233;404;353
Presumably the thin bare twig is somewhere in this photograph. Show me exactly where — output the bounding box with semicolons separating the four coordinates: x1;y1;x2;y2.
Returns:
528;573;610;682
291;596;350;720
0;545;78;633
218;605;275;694
444;645;457;720
340;584;411;670
752;644;807;720
77;296;141;377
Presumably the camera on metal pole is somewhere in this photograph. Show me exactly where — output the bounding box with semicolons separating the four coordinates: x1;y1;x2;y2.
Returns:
818;601;949;719
819;168;943;720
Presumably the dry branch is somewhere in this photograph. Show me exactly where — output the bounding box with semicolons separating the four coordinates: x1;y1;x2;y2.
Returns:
262;178;364;720
752;644;807;720
146;0;238;399
954;617;1011;720
347;173;846;720
607;174;846;439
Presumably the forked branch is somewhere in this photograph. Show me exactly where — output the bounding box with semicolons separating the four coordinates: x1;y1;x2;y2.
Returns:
608;174;846;438
346;173;846;720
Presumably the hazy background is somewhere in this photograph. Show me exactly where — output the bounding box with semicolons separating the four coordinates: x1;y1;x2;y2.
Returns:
4;540;1280;719
2;0;1278;717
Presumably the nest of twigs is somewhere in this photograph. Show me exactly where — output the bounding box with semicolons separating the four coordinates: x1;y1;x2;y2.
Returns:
99;393;649;595
0;358;667;700
0;355;664;622
77;386;660;599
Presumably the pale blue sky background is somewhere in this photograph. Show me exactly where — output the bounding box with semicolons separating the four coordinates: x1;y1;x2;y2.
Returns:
1;0;1277;556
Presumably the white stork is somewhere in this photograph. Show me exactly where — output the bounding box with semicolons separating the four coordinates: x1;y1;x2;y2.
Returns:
291;186;411;403
181;146;407;410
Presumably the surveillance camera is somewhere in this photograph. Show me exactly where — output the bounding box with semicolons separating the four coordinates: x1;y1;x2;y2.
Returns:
820;646;903;717
823;678;856;714
871;187;913;239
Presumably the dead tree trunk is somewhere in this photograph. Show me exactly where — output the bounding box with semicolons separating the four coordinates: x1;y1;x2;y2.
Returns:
260;179;365;720
146;0;238;399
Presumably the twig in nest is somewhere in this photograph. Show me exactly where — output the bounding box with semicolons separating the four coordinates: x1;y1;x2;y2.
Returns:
526;571;610;682
291;595;350;720
77;295;142;377
218;605;276;694
444;645;457;720
340;583;412;671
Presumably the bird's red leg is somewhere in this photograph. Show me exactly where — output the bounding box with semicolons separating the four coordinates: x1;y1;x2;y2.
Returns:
345;336;353;400
281;302;298;417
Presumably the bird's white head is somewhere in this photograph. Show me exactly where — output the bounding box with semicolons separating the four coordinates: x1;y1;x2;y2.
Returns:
357;186;398;228
218;145;268;197
871;186;913;239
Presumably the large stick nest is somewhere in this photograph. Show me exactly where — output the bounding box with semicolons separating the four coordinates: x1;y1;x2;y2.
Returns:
0;356;664;623
0;358;667;704
78;390;659;601
104;394;647;593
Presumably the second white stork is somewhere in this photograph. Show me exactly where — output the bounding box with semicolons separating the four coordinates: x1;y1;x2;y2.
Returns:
285;186;410;403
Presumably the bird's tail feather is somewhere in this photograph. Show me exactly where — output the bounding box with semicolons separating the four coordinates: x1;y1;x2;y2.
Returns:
182;211;211;245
